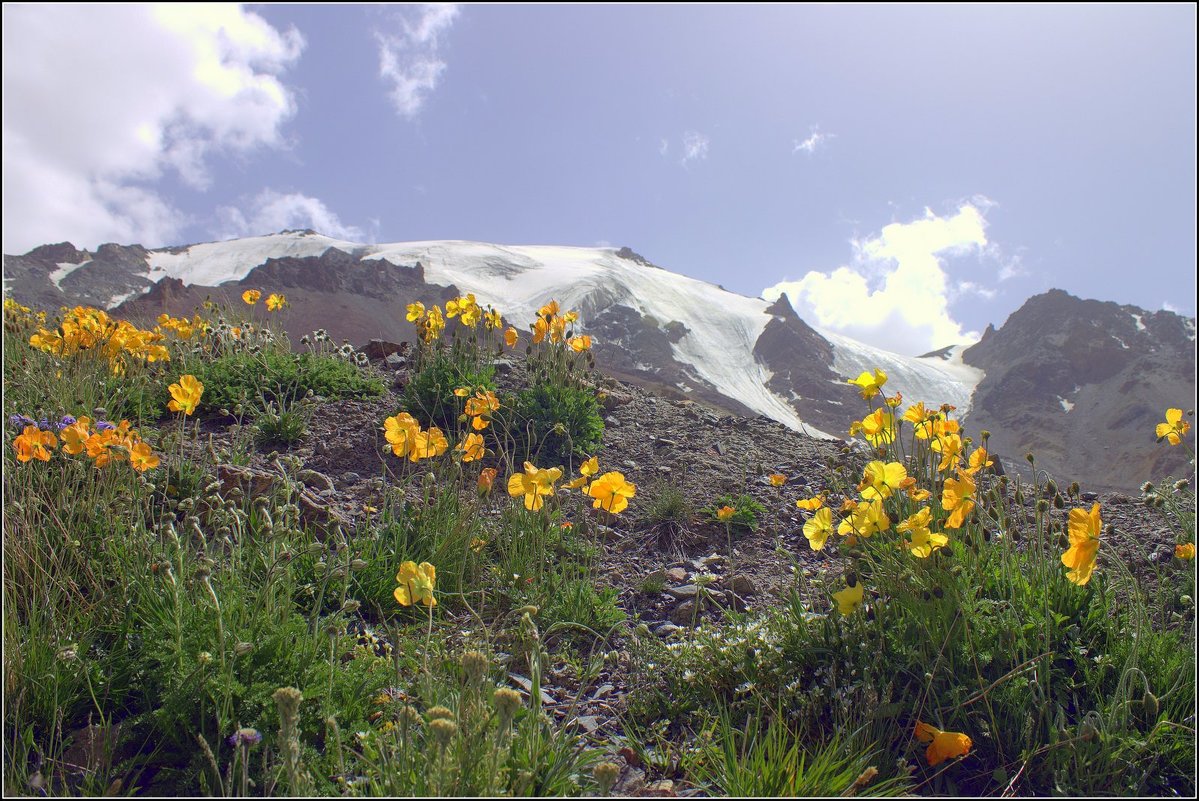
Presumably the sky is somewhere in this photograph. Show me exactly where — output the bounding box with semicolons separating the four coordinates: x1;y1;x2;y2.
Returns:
3;3;1195;356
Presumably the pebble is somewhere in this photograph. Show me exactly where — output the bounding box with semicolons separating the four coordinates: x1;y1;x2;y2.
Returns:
605;415;620;426
665;567;687;583
654;622;682;637
728;574;757;596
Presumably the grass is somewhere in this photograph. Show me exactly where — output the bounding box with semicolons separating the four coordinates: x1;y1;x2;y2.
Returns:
3;296;1195;797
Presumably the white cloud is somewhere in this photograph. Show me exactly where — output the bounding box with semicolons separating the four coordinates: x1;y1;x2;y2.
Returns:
2;4;303;253
658;138;670;156
680;131;709;166
1162;301;1179;313
763;204;993;355
215;190;369;242
793;125;834;155
375;4;459;118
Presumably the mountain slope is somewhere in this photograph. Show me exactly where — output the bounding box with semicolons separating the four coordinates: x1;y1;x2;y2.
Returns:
5;231;1194;491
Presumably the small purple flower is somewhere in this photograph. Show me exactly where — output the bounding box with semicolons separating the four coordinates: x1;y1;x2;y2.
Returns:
95;420;116;431
9;414;36;429
56;415;77;431
38;419;52;431
228;727;262;747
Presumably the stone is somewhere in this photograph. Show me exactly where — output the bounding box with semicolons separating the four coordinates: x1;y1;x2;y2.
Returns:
654;622;682;637
296;468;335;493
593;683;615;699
665;567;687;583
728;574;757;596
493;358;515;375
384;352;407;369
671;600;699;626
665;584;700;600
360;339;405;360
605;415;621;426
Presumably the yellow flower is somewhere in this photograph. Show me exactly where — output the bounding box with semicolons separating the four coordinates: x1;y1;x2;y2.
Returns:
897;507;949;558
531;316;549;344
795;493;825;511
168;374;204;416
837;499;890;539
963;447;993;476
768;473;787;487
506;462;563;511
567;335;592;352
409;427;449;462
242;289;262;305
858;460;907;501
384;413;421;458
716;505;736;522
931;433;963;472
859;409;896;447
1156;408;1191;445
456;432;485;462
904;402;935;438
1175;543;1195;559
265;293;287;312
406;301;426;323
566;456;600;489
832;580;864;615
1062;502;1102;585
129;441;160;472
464;390;500;417
538;300;560;318
13;425;57;463
504;326;519;348
394;561;437;607
914;722;972;767
485;308;503;329
585;471;636;514
940;471;975;529
848;369;887;400
453;387;471;397
803;507;833;551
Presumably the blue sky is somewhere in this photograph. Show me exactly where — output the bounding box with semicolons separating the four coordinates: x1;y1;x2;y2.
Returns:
3;3;1195;355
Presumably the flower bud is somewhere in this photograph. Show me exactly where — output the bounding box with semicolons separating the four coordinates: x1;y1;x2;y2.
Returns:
234;642;253;656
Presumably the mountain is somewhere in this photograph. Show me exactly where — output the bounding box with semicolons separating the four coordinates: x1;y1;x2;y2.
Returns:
961;289;1195;491
4;231;1194;491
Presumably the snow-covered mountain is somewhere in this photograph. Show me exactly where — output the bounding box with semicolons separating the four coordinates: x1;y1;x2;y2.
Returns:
5;230;1193;491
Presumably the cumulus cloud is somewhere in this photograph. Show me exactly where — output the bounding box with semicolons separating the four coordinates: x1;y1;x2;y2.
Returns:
2;4;303;254
763;204;993;356
215;190;370;242
375;4;459;118
793;125;834;155
680;131;709;166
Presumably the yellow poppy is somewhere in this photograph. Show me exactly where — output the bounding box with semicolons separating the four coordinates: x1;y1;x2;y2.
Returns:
394;561;437;607
1156;408;1191;445
241;289;262;305
585;471;636;514
803;507;833;550
1062;502;1102;585
914;722;971;766
832;580;864;614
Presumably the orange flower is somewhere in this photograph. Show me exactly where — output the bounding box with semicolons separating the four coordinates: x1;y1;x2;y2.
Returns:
1175;543;1195;559
768;473;787;487
241;289;262;305
13;425;57;463
477;467;498;495
914;722;972;766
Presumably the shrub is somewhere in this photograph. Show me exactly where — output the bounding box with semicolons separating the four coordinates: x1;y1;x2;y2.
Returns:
703;494;765;531
182;351;383;414
502;382;604;463
403;347;496;431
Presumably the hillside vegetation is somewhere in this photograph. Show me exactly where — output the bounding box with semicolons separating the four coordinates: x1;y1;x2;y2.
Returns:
3;294;1195;797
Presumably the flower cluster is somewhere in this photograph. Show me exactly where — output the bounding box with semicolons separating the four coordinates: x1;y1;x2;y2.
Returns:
11;414;158;471
156;313;208;341
4;298;47;332
456;387;500;431
383;412;449;462
406;294;503;343
530;300;582;346
30;306;170;374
